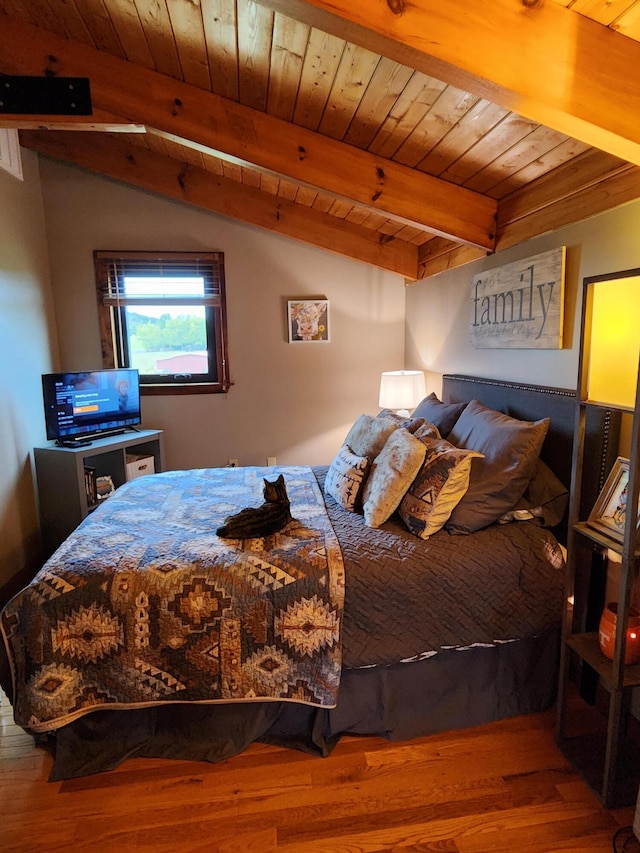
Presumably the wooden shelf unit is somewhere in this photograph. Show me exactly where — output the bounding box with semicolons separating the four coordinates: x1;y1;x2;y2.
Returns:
566;632;640;689
35;429;164;557
556;268;640;809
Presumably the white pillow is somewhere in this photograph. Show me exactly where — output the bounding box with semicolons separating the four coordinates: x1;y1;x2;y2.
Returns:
362;428;426;528
324;445;370;511
343;414;398;460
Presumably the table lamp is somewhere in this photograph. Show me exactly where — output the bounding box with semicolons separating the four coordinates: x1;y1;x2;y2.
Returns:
378;370;426;417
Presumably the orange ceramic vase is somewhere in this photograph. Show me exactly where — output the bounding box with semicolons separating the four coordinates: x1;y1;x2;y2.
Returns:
598;602;640;665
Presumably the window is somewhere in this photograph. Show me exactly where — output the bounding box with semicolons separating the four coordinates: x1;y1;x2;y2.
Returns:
95;251;230;394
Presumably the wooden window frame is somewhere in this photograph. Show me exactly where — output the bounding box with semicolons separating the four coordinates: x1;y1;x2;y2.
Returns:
95;250;230;396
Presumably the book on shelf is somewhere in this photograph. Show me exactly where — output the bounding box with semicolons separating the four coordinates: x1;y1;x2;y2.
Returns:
84;465;97;506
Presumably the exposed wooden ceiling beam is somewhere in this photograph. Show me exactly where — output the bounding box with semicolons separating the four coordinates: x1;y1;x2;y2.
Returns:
0;18;496;251
497;150;631;229
256;0;640;167
415;237;487;282
410;150;640;280
497;163;640;250
19;131;418;279
416;243;488;282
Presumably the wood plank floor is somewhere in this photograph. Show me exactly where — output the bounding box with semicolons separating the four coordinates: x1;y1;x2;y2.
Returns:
1;690;638;853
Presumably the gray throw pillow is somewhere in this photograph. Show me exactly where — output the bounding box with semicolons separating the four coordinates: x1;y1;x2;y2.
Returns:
500;458;569;528
411;393;467;438
445;399;550;534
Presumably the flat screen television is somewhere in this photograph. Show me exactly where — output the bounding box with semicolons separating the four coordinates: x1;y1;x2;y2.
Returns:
42;368;142;445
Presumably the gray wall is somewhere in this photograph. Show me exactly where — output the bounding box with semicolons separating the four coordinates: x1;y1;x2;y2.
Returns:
38;158;407;472
405;200;640;396
0;149;58;588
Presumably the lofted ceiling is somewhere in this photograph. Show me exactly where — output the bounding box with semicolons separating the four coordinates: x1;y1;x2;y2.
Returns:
1;0;640;281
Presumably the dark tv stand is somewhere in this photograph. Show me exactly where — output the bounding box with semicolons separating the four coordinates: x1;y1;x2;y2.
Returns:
35;429;165;557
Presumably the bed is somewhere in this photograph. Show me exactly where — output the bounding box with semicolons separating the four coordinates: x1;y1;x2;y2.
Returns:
0;374;620;779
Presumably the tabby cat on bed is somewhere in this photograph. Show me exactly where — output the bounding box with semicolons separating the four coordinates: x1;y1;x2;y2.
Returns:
216;474;292;538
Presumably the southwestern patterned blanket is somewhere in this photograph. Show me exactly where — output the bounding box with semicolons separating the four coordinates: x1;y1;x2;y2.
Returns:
1;466;345;733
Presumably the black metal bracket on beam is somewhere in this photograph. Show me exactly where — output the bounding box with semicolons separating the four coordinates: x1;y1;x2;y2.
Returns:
0;75;92;115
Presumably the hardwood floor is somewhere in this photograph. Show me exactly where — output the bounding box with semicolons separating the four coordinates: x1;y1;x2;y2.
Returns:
1;690;638;853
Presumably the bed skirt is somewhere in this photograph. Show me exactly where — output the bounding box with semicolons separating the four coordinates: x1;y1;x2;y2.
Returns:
44;625;559;780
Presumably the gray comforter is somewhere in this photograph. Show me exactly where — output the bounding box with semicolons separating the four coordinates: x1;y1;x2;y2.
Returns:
313;466;565;669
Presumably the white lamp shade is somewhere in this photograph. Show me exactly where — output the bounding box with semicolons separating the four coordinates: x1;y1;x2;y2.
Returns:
587;276;640;408
378;370;426;412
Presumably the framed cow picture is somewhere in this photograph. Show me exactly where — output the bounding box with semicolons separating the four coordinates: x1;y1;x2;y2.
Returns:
287;299;330;343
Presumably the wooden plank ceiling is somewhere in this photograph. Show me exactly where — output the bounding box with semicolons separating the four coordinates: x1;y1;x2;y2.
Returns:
1;0;640;281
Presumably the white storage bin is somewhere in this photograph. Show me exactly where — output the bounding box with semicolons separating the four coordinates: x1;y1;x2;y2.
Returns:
125;454;155;481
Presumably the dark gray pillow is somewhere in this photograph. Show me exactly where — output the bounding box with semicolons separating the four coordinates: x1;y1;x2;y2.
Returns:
500;458;569;528
411;393;467;438
445;399;550;534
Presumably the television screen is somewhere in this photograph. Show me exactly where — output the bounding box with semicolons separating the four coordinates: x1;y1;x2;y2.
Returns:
42;369;142;443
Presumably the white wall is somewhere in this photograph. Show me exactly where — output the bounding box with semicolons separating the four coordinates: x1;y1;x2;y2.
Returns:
0;149;58;588
406;200;640;395
38;158;406;471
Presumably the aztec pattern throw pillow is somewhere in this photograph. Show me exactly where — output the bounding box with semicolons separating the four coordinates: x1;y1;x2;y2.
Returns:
324;444;370;511
399;436;483;539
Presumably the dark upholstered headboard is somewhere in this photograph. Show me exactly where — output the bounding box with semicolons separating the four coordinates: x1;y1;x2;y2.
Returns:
442;374;621;527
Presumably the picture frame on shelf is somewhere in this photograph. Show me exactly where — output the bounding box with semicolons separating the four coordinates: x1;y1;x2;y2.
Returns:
587;456;636;542
287;299;330;343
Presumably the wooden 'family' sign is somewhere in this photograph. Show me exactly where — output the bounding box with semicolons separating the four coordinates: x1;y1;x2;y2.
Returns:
470;247;565;349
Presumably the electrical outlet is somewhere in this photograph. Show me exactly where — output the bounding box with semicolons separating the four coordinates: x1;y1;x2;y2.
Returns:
228;458;238;468
267;456;276;466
